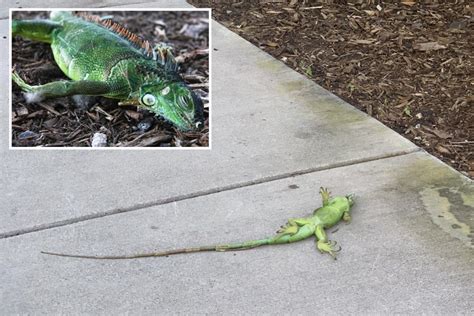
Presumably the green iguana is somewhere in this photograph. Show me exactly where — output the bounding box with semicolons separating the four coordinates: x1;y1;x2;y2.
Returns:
41;187;354;260
12;11;204;131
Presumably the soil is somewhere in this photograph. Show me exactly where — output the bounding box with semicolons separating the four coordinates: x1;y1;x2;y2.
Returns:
190;0;473;178
11;10;209;147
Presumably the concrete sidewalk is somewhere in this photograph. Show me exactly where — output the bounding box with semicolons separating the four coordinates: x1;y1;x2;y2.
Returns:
1;1;473;314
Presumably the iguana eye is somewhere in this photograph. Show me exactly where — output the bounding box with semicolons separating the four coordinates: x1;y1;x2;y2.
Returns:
161;86;170;96
141;93;156;106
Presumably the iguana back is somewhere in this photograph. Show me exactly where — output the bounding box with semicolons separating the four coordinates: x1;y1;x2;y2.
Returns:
50;11;152;84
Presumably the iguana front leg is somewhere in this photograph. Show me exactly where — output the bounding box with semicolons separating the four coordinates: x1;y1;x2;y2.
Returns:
320;187;331;206
343;211;351;223
12;72;113;102
12;19;61;43
315;225;340;259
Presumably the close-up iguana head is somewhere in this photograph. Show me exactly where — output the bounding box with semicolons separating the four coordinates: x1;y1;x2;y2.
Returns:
116;43;205;131
128;80;203;131
11;10;209;147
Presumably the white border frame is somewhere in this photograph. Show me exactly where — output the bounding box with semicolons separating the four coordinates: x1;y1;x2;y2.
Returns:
9;7;212;150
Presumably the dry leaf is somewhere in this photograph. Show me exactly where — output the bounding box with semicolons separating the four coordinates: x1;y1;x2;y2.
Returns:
435;144;451;155
423;126;452;139
13;106;28;119
289;0;298;7
265;41;279;47
259;0;285;3
138;135;172;147
125;110;142;121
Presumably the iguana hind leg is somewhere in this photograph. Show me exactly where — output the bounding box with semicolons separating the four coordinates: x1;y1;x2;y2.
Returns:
12;19;61;43
315;224;340;259
276;218;311;236
12;72;113;101
273;223;315;244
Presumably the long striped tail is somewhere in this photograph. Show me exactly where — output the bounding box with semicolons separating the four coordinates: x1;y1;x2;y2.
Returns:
40;238;273;260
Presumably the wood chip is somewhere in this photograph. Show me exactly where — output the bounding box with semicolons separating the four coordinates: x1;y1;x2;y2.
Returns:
350;39;376;45
38;103;61;116
401;0;416;6
413;42;447;51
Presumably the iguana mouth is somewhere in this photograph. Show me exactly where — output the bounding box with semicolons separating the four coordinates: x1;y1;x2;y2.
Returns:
118;99;140;106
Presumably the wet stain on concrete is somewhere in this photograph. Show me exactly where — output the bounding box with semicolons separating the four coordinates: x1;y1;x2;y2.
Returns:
256;59;373;128
420;185;474;248
395;155;474;249
396;153;474;249
276;79;367;125
280;79;308;93
294;131;312;140
255;59;287;73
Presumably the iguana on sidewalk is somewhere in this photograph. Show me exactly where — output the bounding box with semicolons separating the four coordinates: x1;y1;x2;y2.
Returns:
42;188;354;260
12;11;204;131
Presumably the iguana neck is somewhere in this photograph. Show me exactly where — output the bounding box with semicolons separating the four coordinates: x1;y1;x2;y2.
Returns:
106;58;182;99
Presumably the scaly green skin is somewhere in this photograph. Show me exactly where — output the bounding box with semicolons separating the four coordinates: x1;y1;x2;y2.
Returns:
41;188;354;260
11;11;203;131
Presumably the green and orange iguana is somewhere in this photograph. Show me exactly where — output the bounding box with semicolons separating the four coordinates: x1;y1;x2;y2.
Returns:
12;11;204;131
41;188;354;260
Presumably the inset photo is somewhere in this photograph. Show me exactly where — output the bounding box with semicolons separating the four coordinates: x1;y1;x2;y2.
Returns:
10;9;210;148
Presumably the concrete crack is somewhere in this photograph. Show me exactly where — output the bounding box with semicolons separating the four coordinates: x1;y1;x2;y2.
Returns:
0;147;421;239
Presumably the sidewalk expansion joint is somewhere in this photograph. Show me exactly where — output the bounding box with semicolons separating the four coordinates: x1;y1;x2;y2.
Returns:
0;147;421;239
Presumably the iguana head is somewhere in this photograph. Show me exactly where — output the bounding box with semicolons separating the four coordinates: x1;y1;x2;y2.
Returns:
345;194;355;206
141;81;204;131
121;81;204;131
145;82;203;131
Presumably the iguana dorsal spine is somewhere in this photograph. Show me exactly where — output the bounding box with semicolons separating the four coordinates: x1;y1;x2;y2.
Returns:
74;12;154;58
74;12;178;71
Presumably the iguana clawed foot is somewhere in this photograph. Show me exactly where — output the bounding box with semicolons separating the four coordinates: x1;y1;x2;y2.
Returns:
276;223;298;236
319;187;331;206
317;240;341;259
343;212;352;223
12;71;34;92
12;70;45;103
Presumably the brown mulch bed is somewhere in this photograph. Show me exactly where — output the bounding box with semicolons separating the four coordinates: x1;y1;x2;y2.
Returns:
190;0;473;178
12;10;209;147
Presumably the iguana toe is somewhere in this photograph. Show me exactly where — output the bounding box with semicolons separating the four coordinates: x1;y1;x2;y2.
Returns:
319;187;331;197
317;240;340;259
276;225;298;236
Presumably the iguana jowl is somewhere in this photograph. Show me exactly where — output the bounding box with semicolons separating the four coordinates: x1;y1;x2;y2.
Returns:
41;188;354;260
12;11;204;131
